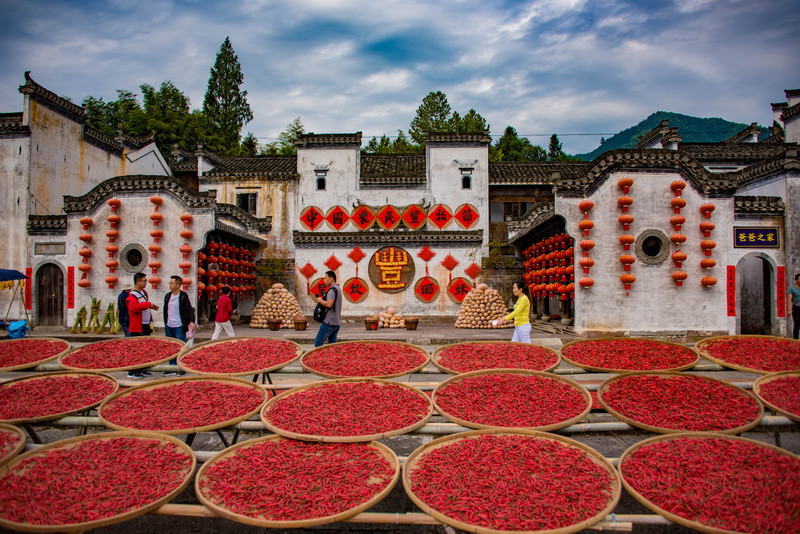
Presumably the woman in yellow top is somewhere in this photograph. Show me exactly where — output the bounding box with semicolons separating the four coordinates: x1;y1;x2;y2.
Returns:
498;280;531;343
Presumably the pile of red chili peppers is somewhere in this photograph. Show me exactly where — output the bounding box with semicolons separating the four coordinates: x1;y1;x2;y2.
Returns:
62;338;182;369
435;374;587;428
263;381;430;437
621;436;800;533
199;439;395;522
562;339;696;371
101;381;264;431
0;374;116;420
701;337;800;372
182;338;298;374
759;375;800;417
601;374;760;431
408;434;615;531
437;343;558;373
0;430;20;461
303;342;427;377
0;436;192;526
0;339;69;369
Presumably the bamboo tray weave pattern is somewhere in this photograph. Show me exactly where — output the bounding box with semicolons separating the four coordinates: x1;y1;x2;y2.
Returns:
196;436;399;528
0;424;25;468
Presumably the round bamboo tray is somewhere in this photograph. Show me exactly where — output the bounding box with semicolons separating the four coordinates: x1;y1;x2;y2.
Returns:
431;341;561;375
98;376;266;435
0;371;118;424
300;340;430;378
753;370;800;422
261;378;433;442
0;423;25;467
618;432;800;534
597;371;763;435
403;429;621;534
195;435;400;528
0;337;70;372
177;336;303;377
559;337;699;373
695;334;800;374
0;431;195;533
432;369;591;432
58;336;184;372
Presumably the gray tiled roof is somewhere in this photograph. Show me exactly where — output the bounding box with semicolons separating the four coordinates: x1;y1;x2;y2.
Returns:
723;123;760;143
734;196;784;216
679;143;789;162
116;132;155;149
295;132;362;148
64;175;216;213
424;132;492;144
489;162;589;186
360;154;426;186
84;126;122;155
782;102;800;121
0;112;29;136
18;72;85;123
27;215;67;235
202;155;298;180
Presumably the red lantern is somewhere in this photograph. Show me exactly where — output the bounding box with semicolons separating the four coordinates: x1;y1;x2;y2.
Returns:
105;259;118;271
617;196;633;212
78;264;92;273
180;213;193;226
105;229;119;240
701;276;717;287
148;275;161;289
670;215;686;229
701;258;717;269
670;198;686;212
180;244;192;259
180;229;194;240
699;203;715;218
79;233;92;243
105;275;118;289
105;244;119;255
77;279;91;288
198;252;207;262
79;216;94;228
672;271;688;287
579;277;594;288
107;198;121;209
150;196;163;206
107;214;120;225
579;239;595;251
670;180;686;194
579;199;594;213
700;239;716;256
700;221;715;235
619;254;635;272
619;235;635;250
618;214;634;230
78;248;92;258
148;244;162;254
672;250;687;268
578;220;594;235
670;233;687;244
618;177;633;193
148;260;161;274
149;212;163;225
197;282;206;292
150;229;163;241
620;273;636;296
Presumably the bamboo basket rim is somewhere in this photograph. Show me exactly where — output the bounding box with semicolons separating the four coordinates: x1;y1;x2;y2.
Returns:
0;423;26;468
694;334;800;375
260;378;433;442
300;340;430;378
177;335;303;376
753;370;800;422
0;371;119;424
617;431;800;534
97;376;266;435
195;434;400;528
559;337;700;373
58;335;184;372
431;369;591;432
0;337;71;372
596;371;764;435
0;430;196;533
431;341;561;375
403;429;621;534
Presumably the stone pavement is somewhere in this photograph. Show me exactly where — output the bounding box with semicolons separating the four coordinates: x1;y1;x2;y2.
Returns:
5;320;798;534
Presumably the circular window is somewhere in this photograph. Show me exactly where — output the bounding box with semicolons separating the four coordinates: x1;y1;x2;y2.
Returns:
120;243;149;274
635;230;669;265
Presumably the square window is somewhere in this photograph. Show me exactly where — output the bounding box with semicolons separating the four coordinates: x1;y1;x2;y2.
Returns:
236;193;257;215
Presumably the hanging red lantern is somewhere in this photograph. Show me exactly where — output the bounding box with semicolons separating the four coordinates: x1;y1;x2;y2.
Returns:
620;273;636;296
78;264;92;273
78;248;92;258
701;276;717;287
579;277;594;288
148;275;161;289
619;234;635;250
108;198;121;210
579;239;595;251
198;252;207;262
105;275;118;289
180;213;193;226
79;233;92;243
670;233;687;244
672;250;687;268
179;244;192;259
699;203;715;218
618;177;634;192
105;259;118;271
670;215;686;229
700;220;715;235
105;229;119;240
197;282;205;292
107;213;121;225
77;279;91;288
149;212;163;225
147;260;161;274
148;244;162;254
619;254;636;272
700;258;717;269
579;199;594;213
700;239;716;256
578;257;594;273
79;216;94;228
672;271;688;287
150;196;163;206
180;229;194;240
618;214;634;230
150;229;163;242
670;198;686;212
105;244;119;256
617;196;633;212
670;180;686;194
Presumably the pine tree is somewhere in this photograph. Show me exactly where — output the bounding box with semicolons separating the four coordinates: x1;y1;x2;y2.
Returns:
203;37;253;155
409;91;453;145
548;134;564;160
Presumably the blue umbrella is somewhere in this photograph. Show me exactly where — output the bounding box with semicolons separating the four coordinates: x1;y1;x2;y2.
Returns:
0;269;26;282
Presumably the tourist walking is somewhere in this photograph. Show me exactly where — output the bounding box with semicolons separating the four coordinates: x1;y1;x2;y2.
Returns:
116;287;131;337
162;275;194;375
313;271;341;347
789;273;800;340
211;286;235;340
497;280;531;344
126;273;159;378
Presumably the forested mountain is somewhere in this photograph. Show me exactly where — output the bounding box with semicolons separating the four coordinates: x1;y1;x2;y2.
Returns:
575;111;770;161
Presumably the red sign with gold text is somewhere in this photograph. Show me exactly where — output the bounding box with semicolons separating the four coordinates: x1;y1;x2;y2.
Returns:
777;266;786;318
67;266;75;309
25;268;32;310
726;266;736;317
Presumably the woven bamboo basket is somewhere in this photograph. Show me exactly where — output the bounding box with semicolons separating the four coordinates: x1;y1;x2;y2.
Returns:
597;371;764;435
0;337;70;372
58;335;184;372
177;335;303;377
195;435;400;528
695;334;800;374
431;340;561;375
432;369;591;432
261;378;433;442
617;432;800;534
0;431;195;533
300;340;430;379
403;429;621;534
0;423;25;467
559;336;699;373
753;370;800;423
97;376;266;435
0;371;118;425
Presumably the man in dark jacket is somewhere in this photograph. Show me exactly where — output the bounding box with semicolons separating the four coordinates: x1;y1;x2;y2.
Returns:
116;288;131;337
163;275;195;376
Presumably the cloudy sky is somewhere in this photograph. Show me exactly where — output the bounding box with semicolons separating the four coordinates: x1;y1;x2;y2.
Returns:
0;0;797;154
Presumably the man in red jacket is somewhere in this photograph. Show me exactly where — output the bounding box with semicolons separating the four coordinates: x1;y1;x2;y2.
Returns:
211;285;235;339
126;273;159;378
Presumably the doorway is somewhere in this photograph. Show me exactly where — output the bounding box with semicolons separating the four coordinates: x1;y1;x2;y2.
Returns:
737;255;773;335
36;264;63;326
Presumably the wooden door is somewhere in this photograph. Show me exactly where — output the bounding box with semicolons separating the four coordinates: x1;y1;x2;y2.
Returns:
36;264;63;326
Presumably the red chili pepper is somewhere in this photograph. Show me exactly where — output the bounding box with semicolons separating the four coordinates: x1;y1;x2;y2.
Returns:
0;339;69;369
562;339;696;371
303;342;427;377
62;338;182;369
182;338;298;374
702;337;800;372
759;375;800;417
437;342;558;373
0;374;116;420
0;430;21;461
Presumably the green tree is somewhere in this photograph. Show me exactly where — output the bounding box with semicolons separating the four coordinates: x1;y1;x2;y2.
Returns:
203;37;253;155
262;117;304;155
495;126;547;162
140;81;193;152
548;134;564;160
365;135;392;153
454;108;490;134
409;91;453;145
240;132;259;155
392;130;416;153
82;90;145;138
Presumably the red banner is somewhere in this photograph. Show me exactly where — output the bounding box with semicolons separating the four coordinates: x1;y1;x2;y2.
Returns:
726;266;736;317
447;277;472;303
67;266;75;309
299;206;325;231
777;266;786;318
25;268;32;310
414;276;440;303
343;277;369;304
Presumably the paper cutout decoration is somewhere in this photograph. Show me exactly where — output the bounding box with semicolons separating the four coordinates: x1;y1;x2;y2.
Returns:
300;206;325;231
402;205;426;230
428;204;453;230
351;205;377;231
343;277;369;304
447;277;472;303
454;204;479;230
414;276;440;303
325;206;350;231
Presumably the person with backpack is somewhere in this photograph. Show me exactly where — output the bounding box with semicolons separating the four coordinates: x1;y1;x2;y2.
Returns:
313;270;341;347
116;287;131;337
126;272;159;378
